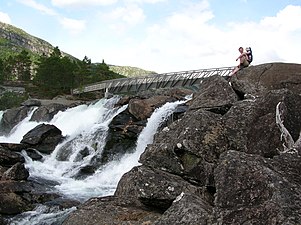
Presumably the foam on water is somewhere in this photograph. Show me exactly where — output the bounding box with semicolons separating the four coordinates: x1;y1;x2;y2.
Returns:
2;96;190;224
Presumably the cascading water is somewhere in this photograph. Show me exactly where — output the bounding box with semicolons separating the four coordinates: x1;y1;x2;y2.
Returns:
0;110;3;122
1;96;189;225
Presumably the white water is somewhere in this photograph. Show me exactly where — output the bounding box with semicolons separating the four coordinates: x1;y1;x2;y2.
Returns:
1;96;188;225
0;110;3;121
0;107;38;143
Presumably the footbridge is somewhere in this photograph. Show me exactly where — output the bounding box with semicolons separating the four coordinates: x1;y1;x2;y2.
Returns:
72;66;233;95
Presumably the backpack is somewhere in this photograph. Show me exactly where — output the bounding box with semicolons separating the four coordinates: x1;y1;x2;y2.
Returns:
246;47;253;63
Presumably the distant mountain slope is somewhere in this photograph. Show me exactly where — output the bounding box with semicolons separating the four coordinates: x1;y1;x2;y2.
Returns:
0;21;77;61
0;21;156;76
0;21;56;59
109;65;157;77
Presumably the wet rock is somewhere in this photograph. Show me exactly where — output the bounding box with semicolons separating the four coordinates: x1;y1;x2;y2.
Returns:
24;148;43;161
0;192;31;215
128;98;154;121
128;95;175;120
0;106;32;135
0;180;63;216
0;181;35;215
100;108;144;165
20;123;63;154
101;89;191;167
21;99;41;107
0;147;25;167
0;143;28;153
2;163;29;181
30;103;67;122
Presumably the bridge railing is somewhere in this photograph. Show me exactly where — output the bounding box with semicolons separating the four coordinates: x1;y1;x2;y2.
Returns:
72;66;234;94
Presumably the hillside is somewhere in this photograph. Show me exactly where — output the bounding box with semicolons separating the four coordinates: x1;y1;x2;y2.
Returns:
0;21;58;59
0;21;155;77
109;65;156;77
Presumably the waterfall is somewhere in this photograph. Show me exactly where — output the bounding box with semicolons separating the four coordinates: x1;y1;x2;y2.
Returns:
3;96;188;225
0;107;38;143
0;110;3;122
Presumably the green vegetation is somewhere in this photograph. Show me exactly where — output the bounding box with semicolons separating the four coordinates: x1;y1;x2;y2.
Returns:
109;65;156;77
0;92;28;110
0;46;125;98
0;21;154;100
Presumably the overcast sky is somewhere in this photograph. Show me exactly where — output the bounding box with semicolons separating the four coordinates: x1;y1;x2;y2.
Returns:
0;0;301;73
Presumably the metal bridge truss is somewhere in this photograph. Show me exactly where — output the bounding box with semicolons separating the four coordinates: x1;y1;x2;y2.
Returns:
72;66;234;95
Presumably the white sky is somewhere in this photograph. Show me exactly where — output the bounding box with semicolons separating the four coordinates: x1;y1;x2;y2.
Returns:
0;0;301;73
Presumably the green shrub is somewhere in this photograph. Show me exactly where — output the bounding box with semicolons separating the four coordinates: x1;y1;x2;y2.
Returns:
0;92;28;110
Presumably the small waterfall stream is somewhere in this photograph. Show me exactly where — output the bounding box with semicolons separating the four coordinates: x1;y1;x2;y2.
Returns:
0;97;188;225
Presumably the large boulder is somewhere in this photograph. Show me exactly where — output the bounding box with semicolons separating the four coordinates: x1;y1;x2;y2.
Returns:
140;109;226;186
128;95;176;120
21;99;42;107
114;166;206;211
20;123;63;154
231;63;301;96
0;146;25;167
2;162;29;181
189;74;238;113
30;103;67;122
0;106;32;135
214;150;301;224
154;193;213;225
99;108;145;165
223;89;301;157
0;192;31;215
63;196;161;225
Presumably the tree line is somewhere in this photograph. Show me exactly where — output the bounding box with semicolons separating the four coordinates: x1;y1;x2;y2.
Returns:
0;46;125;97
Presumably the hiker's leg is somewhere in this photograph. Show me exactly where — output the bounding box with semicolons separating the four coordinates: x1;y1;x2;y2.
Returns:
231;66;239;75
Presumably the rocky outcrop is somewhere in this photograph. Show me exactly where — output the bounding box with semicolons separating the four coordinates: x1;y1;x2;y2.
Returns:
0;124;64;217
0;143;55;216
0;138;78;221
0;97;80;135
99;88;193;165
231;62;301;96
30;103;67;122
63;63;301;225
20;123;64;154
0;106;32;135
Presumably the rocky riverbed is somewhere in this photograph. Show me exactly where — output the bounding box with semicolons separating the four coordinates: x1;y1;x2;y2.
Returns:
1;62;301;224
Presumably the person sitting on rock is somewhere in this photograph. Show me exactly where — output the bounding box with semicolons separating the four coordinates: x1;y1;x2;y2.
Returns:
231;47;250;76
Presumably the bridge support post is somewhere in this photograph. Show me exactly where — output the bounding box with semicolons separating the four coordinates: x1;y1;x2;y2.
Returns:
104;88;112;98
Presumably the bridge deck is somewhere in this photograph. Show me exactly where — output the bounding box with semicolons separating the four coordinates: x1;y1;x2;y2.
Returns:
72;66;233;95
